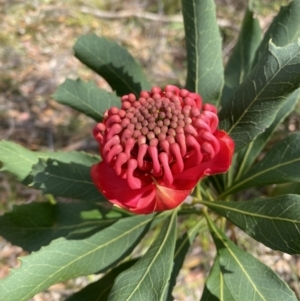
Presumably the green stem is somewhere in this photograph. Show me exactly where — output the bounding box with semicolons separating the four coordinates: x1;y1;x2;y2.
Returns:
195;182;201;199
218;188;233;200
178;207;202;215
211;175;223;193
198;182;215;201
111;205;134;216
235;141;253;181
226;162;234;188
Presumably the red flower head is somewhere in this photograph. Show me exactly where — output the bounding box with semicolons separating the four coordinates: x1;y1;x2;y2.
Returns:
91;85;234;214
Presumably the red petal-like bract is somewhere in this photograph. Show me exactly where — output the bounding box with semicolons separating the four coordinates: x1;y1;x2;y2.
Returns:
91;86;234;214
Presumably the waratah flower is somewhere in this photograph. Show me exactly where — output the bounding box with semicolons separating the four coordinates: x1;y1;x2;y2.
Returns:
91;85;234;214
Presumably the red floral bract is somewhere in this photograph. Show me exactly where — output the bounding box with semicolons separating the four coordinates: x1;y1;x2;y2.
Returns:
91;85;234;214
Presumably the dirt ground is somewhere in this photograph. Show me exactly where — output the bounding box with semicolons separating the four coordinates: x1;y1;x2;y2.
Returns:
0;0;299;300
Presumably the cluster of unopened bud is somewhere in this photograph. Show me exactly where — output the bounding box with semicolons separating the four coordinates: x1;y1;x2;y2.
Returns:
93;85;220;189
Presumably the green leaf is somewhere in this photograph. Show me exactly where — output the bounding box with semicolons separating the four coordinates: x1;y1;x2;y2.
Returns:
0;140;39;182
203;195;300;254
222;6;262;105
53;79;121;122
252;0;300;68
0;140;99;183
271;182;300;197
0;214;154;301
222;132;300;196
74;34;151;96
0;201;126;252
219;39;300;151
235;88;300;179
206;216;298;301
164;218;206;301
201;257;234;301
182;0;224;106
108;211;177;301
65;259;138;301
36;150;100;166
31;159;103;202
201;286;219;301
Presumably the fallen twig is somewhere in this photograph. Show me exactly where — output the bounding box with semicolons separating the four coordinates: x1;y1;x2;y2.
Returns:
80;7;233;28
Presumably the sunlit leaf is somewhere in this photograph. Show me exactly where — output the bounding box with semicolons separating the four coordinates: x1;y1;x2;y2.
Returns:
0;140;39;182
164;218;206;301
219;39;300;151
235;88;300;179
31;159;103;202
0;141;99;184
182;0;223;106
206;216;298;301
222;6;262;105
53;79;120;122
201;257;233;301
108;211;177;301
37;150;99;165
0;201;125;252
203;195;300;254
271;182;300;197
0;214;154;301
74;34;151;96
65;260;138;301
223;132;300;195
252;0;300;67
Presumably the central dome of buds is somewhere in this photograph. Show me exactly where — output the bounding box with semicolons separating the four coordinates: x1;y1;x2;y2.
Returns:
93;85;221;190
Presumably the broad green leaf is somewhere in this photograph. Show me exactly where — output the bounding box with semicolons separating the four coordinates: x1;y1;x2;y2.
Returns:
0;140;99;183
201;287;219;301
0;214;154;301
74;34;151;96
53;79;120;122
65;259;138;301
0;201;126;252
31;159;103;202
164;218;206;301
222;132;300;196
203;195;300;254
201;257;233;301
252;0;300;68
108;211;177;301
0;140;39;182
36;150;100;166
235;88;300;179
222;7;262;105
182;0;224;106
271;182;300;197
206;216;298;301
219;39;300;151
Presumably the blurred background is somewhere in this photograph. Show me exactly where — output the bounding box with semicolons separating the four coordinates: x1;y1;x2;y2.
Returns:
0;0;299;300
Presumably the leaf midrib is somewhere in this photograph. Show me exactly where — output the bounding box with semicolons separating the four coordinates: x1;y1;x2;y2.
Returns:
10;216;153;300
227;44;300;135
59;84;101;116
225;156;300;195
37;170;94;186
0;144;37;165
123;212;176;301
209;219;267;301
0;219;117;231
77;40;138;95
174;218;205;258
202;200;300;224
193;0;199;93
